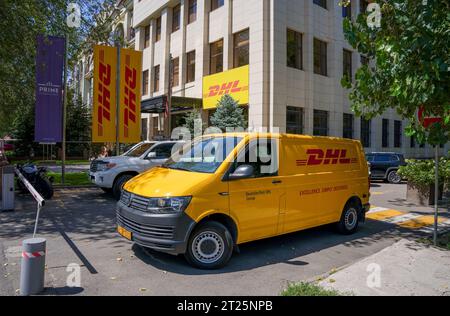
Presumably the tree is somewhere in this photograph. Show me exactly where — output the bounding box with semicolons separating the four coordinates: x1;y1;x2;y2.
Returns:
341;0;450;146
210;95;247;132
183;109;203;136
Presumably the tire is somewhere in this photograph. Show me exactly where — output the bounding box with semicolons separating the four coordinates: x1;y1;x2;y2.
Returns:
112;174;135;200
100;187;113;194
337;201;360;235
35;177;54;200
185;221;234;270
387;170;402;184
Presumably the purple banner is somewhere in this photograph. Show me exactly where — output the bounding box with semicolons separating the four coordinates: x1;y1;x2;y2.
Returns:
35;35;65;143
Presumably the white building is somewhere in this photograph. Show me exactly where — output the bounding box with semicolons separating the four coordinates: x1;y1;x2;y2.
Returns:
74;0;447;157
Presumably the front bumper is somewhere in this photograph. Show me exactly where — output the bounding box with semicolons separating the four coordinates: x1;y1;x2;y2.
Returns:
116;201;196;255
89;171;115;188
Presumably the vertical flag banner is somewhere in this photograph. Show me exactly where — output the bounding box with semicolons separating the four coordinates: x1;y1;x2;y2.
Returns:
119;48;142;143
93;45;117;143
35;35;65;143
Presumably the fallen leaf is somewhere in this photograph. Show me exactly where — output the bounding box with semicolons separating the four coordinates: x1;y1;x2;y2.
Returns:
116;258;123;262
329;279;336;283
139;288;147;292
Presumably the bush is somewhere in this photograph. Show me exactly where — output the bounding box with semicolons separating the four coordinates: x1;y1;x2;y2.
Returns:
398;158;450;186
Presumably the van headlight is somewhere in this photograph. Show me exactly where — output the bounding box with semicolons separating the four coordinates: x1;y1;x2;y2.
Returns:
147;197;192;214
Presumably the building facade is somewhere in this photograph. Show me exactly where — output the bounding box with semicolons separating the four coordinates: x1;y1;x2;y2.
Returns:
74;0;448;158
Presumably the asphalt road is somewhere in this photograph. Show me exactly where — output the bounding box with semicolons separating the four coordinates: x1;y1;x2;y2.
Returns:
0;184;446;296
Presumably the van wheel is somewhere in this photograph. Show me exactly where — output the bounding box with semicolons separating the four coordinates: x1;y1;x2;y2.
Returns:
185;221;233;270
387;170;402;184
337;202;360;235
112;174;134;200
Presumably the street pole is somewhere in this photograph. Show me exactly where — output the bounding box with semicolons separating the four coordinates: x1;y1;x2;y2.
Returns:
434;145;439;246
115;44;121;156
167;54;173;139
61;33;69;185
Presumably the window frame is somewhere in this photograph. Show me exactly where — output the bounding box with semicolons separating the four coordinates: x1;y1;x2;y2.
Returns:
287;29;303;70
186;50;196;83
210;39;224;74
188;0;197;24
153;65;160;93
343;113;354;139
172;4;181;33
155;16;162;42
286;106;304;135
211;0;224;12
142;70;149;96
343;49;353;82
313;110;329;136
233;29;250;68
360;118;372;148
314;38;328;76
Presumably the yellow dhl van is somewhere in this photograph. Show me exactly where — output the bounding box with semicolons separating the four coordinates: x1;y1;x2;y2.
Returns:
117;133;370;269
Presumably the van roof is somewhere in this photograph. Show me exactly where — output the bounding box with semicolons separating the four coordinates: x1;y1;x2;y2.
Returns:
202;133;362;144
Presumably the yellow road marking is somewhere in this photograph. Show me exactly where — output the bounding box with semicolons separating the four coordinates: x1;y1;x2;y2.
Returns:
367;210;405;221
397;216;446;229
371;192;384;196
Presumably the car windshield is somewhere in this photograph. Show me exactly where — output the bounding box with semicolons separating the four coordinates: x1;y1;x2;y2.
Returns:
123;143;154;157
163;137;243;174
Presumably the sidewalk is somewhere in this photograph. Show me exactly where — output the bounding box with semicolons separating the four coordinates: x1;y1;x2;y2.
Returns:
318;238;450;296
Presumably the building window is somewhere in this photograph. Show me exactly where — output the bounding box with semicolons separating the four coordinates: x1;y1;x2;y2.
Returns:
343;49;353;82
287;29;303;70
188;0;197;24
144;25;150;48
286;106;304;135
314;38;327;76
394;120;402;148
361;118;372;148
171;57;179;87
360;0;369;13
343;113;354;139
382;119;389;148
313;0;327;10
342;1;351;18
142;70;149;96
211;0;224;11
172;4;181;33
234;29;249;68
210;39;223;74
410;136;416;148
313;110;329;136
153;65;160;92
155;16;162;42
186;51;196;83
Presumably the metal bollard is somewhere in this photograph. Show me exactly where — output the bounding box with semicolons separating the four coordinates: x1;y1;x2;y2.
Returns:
20;238;46;296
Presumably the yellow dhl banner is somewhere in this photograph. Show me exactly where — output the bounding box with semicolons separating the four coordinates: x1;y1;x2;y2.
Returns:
119;48;143;143
202;65;249;109
93;45;117;143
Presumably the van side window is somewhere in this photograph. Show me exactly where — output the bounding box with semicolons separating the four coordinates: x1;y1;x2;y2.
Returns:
234;139;279;178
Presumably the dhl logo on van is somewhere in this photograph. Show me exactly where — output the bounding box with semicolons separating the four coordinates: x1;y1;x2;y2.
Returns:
296;149;358;167
204;80;249;98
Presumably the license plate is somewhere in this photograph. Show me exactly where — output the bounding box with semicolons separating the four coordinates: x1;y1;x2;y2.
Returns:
118;225;132;241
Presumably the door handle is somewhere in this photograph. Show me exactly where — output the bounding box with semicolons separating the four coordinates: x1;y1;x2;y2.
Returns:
272;180;282;184
219;192;229;196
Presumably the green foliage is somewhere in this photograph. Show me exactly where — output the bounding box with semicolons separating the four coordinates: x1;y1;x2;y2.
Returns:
66;91;92;157
210;95;247;132
342;0;450;146
183;109;203;136
281;282;343;297
398;158;450;186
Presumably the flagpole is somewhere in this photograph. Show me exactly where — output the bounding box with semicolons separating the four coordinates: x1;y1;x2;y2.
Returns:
167;54;173;139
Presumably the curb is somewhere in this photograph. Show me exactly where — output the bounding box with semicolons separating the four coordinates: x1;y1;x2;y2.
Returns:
53;185;97;190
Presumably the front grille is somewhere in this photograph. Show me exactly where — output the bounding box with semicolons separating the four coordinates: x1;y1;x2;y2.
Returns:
90;160;100;172
117;212;175;240
120;190;150;212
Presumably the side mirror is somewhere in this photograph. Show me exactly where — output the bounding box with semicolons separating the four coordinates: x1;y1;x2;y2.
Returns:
146;152;157;159
228;165;255;181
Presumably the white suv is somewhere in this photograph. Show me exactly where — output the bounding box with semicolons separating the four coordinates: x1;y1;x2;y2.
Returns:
89;141;183;200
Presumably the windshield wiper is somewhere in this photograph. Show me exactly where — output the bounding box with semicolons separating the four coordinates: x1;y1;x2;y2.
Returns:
168;166;194;172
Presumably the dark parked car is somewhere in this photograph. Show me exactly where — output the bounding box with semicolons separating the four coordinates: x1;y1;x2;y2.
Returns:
366;152;407;184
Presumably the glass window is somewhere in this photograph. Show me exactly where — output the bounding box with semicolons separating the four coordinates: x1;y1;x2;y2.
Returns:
210;39;224;74
164;137;243;174
171;57;179;87
234;139;279;178
313;0;327;9
142;70;149;96
287;29;303;70
394;120;402;148
144;25;150;48
343;113;354;139
234;29;249;68
155;16;162;42
314;38;327;76
286;106;304;135
361;118;372;148
153;65;160;92
188;0;197;24
313;110;329;136
382;119;389;148
211;0;224;11
343;49;352;82
172;4;181;32
149;143;176;159
124;142;154;157
186;51;196;83
374;155;390;162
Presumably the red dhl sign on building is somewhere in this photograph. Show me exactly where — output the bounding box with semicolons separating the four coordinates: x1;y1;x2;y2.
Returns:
119;48;142;143
296;149;358;167
93;45;117;142
202;65;249;109
92;46;142;144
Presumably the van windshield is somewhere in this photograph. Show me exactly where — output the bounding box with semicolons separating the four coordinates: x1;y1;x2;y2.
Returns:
163;137;243;174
